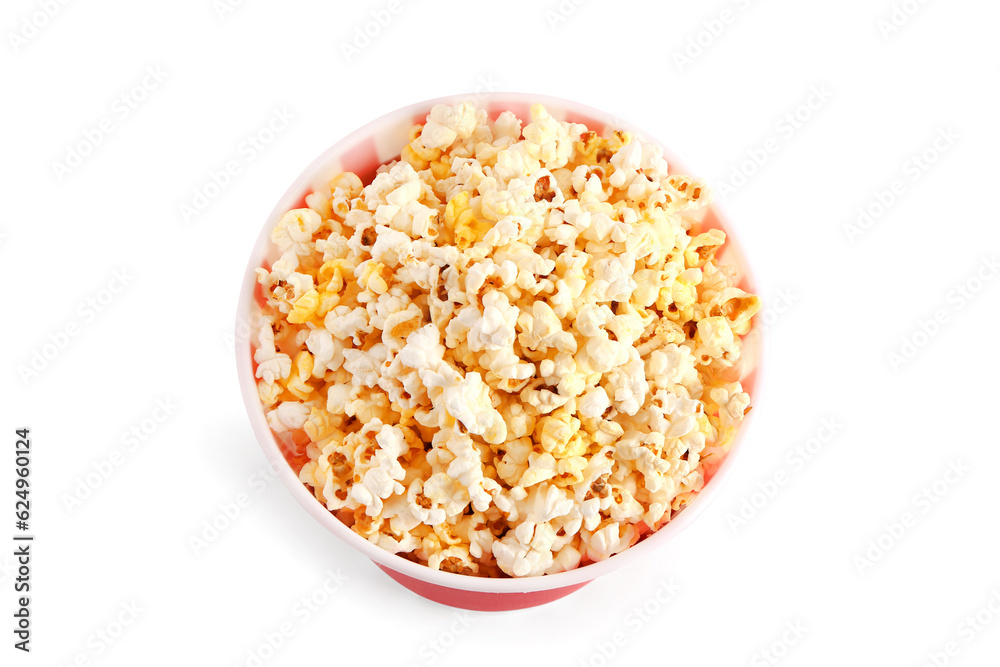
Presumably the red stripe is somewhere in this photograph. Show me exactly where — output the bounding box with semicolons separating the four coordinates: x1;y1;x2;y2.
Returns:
375;564;590;610
341;135;381;185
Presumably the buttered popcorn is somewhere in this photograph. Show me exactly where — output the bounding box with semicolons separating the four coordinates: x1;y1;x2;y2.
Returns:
253;102;760;577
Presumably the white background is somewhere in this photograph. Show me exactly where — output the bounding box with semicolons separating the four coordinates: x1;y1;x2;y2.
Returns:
3;0;999;665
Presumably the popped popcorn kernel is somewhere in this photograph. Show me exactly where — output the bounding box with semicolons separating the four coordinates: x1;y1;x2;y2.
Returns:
252;100;759;578
287;288;320;324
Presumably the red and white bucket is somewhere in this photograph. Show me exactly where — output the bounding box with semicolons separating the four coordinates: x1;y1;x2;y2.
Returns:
236;93;764;611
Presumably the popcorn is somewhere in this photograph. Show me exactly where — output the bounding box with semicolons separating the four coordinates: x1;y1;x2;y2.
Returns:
324;305;370;343
584;521;638;561
578;386;611;419
441;372;507;445
272;208;322;254
349;422;408;517
285;351;315;400
342;345;388;388
253;100;759;577
493;521;557;577
419;102;478;150
253;323;291;385
266;401;311;433
695;316;739;365
467;291;518;351
370;225;413;267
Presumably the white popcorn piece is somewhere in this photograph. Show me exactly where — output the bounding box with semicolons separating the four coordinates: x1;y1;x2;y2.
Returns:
266;401;311;433
516;483;575;523
420;101;478;150
253;324;291;385
441;432;496;512
492;521;557;577
324;305;370;343
272;208;322;254
370;225;413;267
422;472;471;518
522;104;585;169
349;423;408;517
384;479;446;532
578;386;611;419
342;344;388;388
584;522;637;561
441;372;507;445
467;291;518;352
305;328;344;376
695;316;740;365
520;452;558;487
483;215;531;247
604;348;649;416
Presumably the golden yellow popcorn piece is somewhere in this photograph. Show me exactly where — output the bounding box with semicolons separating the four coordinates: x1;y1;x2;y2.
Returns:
330;172;363;198
352;507;383;538
315;290;340;318
358;261;390;295
444;191;471;231
409;138;441;163
304;406;339;443
534;410;584;459
553;455;588;487
608;129;631;151
684;229;727;268
288;289;320;324
444;192;491;250
284;351;315;400
574;130;601;162
257;381;282;407
715;292;761;336
457;221;485;250
429;159;452;181
401;144;430;171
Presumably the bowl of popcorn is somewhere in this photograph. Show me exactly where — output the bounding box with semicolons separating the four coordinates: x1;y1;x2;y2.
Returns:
237;93;763;611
